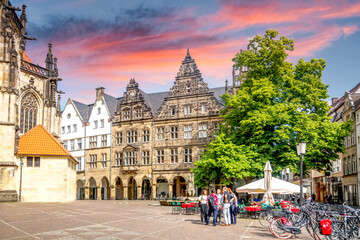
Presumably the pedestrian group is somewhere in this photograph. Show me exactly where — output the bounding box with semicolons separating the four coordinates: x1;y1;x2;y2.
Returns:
198;187;238;227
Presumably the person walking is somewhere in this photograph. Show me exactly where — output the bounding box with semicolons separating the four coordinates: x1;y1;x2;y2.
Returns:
216;189;223;224
229;189;237;225
206;189;219;226
198;190;208;224
222;187;231;226
312;192;316;202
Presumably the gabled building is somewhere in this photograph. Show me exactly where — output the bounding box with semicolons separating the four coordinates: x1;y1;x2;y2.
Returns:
312;82;360;205
16;125;77;202
63;50;228;200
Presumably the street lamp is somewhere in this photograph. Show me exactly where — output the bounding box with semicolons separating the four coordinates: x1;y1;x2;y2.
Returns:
297;142;306;205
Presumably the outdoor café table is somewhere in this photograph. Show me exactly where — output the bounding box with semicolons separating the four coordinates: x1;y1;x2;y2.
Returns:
244;206;262;218
181;203;194;214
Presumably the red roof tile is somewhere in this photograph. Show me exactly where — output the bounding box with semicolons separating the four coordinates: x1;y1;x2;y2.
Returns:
16;125;77;163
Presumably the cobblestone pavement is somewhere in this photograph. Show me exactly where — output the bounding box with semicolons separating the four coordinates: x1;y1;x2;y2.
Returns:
0;201;313;240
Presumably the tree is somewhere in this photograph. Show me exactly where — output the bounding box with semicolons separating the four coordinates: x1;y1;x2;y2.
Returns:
193;30;351;186
192;133;252;187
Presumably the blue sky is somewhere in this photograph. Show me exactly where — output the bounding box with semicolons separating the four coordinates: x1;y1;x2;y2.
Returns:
12;0;360;105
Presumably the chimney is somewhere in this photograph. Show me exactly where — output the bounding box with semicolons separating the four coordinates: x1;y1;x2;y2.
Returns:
332;97;338;105
96;87;105;99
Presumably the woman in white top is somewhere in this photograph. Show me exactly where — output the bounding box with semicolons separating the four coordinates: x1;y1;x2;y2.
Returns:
198;190;208;223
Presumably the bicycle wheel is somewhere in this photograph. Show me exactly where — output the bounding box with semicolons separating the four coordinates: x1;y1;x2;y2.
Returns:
270;218;293;239
313;225;327;240
259;212;269;227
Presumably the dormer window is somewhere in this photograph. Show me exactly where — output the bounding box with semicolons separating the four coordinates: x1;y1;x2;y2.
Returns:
123;110;130;120
97;108;101;115
134;109;141;119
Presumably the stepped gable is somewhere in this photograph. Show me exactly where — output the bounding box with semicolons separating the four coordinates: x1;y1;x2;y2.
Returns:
169;49;210;97
16;125;76;162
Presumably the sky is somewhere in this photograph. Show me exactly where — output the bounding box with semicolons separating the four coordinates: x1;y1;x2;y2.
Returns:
12;0;360;107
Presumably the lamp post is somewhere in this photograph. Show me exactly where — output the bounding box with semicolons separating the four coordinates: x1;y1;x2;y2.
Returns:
19;156;24;202
297;142;306;205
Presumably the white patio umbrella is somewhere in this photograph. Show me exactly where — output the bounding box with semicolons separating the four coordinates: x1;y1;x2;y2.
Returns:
263;161;275;205
236;177;306;194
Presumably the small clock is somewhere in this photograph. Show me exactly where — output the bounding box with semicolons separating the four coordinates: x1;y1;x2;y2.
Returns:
130;92;135;97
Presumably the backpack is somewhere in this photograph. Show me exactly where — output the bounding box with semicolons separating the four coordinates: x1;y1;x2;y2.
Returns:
208;195;215;208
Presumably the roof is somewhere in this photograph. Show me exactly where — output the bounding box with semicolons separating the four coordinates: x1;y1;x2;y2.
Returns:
141;90;169;114
329;82;360;114
16;125;77;163
22;51;32;63
72;100;93;122
210;86;226;105
103;93;118;118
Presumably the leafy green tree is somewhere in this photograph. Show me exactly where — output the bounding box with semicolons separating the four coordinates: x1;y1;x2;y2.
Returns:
193;30;351;186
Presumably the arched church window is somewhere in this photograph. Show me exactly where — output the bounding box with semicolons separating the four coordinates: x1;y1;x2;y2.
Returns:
20;93;38;134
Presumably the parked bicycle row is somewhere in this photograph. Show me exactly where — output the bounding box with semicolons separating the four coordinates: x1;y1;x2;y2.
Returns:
261;201;360;239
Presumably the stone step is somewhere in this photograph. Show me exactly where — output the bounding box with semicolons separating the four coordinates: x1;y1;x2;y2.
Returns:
0;190;18;202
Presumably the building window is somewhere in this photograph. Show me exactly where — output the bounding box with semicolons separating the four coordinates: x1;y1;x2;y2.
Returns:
100;119;104;128
201;104;206;113
115;152;122;166
143;130;149;142
70;140;75;150
344;161;347;175
101;153;107;168
142;151;150;165
76;157;82;170
63;140;67;150
125;152;136;165
157;150;164;164
157;127;165;140
351;132;355;146
186;85;191;94
101;135;107;147
214;122;220;136
67;125;71;133
134;109;141;119
352;155;356;174
73;124;77;132
184;125;192;139
123;110;130;120
61;126;65;134
115;132;122;145
348;157;351;174
184;148;192;163
333;159;341;173
89;136;97;148
170;126;178;140
20;93;38;134
170;107;176;116
77;139;82;150
26;157;40;167
97;107;101;114
184;106;191;115
127;131;137;143
94;120;98;129
90;154;97;168
170;149;178;164
199;124;207;139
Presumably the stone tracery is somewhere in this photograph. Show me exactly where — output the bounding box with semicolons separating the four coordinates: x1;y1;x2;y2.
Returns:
19;92;38;133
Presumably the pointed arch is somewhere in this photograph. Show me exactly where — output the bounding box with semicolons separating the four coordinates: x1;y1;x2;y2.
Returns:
19;91;40;134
